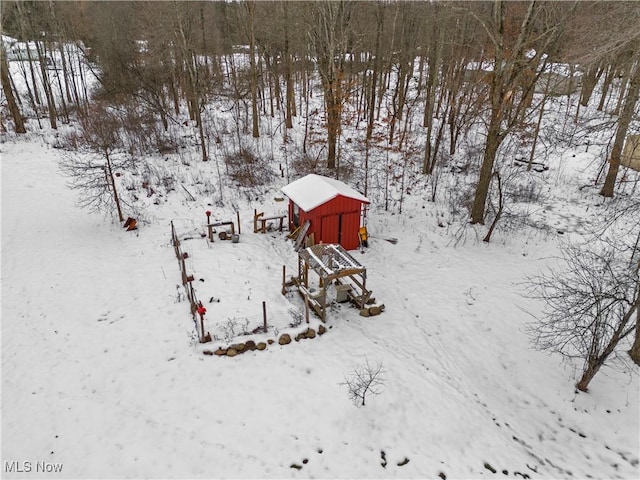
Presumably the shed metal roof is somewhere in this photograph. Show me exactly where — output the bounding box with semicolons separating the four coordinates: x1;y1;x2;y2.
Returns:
281;174;369;211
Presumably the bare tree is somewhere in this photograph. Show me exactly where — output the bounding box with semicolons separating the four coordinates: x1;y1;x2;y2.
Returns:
240;0;260;138
59;103;132;222
421;2;448;174
593;200;640;365
600;57;640;197
468;1;572;224
525;237;638;392
307;0;353;169
173;2;208;162
0;43;27;133
341;360;384;407
557;2;640;197
23;1;59;129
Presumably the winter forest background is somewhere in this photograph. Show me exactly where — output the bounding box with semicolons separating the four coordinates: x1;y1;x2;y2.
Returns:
1;1;639;479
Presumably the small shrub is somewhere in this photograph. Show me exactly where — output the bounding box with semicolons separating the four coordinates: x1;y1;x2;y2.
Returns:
341;360;384;407
225;148;274;187
291;153;320;177
289;308;304;327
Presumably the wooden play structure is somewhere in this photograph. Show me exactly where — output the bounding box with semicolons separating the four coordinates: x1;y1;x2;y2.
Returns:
207;220;236;241
282;243;383;321
204;210;241;242
253;209;287;233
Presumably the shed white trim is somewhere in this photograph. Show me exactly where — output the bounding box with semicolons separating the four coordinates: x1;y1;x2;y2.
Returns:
281;174;369;211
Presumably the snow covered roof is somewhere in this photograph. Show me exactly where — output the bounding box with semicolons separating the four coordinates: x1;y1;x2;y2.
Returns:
300;243;365;279
281;174;369;211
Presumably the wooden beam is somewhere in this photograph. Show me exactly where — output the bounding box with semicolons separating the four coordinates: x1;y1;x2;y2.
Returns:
326;268;366;282
253;209;264;233
207;221;235;241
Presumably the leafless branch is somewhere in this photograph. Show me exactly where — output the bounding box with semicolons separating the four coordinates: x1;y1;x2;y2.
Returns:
341;360;384;407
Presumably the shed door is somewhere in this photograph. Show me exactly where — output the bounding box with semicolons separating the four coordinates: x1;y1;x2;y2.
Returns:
340;211;361;250
321;214;339;244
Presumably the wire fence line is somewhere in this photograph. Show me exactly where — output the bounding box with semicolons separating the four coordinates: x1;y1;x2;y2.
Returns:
170;220;280;345
171;220;208;342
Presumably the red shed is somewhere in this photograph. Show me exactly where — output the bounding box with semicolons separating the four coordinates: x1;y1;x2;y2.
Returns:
281;174;369;251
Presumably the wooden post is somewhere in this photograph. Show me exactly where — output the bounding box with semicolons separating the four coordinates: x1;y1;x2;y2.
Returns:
298;256;304;288
181;257;187;284
304;294;310;324
281;265;286;295
361;273;367;309
196;302;206;342
262;301;267;331
237;211;241;235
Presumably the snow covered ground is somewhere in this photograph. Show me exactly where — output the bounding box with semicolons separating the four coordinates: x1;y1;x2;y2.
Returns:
2;33;639;479
2;128;638;479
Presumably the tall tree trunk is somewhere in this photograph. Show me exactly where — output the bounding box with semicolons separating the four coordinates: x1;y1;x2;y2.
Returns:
105;151;124;222
199;2;210;76
580;63;604;107
34;40;58;129
52;50;70;123
470;0;560;224
283;2;295;129
471;116;502;224
577;303;636;391
15;1;42;107
612;71;629;116
600;61;640;197
65;44;82;112
597;63;616;112
308;1;351;169
423;4;443;174
325;83;340;169
575;359;604;392
629;289;640;365
1;47;27;133
366;3;384;140
246;1;260;138
175;3;208;161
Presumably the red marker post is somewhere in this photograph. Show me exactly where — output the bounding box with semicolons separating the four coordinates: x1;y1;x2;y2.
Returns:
197;304;207;342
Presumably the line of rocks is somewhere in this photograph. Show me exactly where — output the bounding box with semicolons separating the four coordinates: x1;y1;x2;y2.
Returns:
204;325;327;358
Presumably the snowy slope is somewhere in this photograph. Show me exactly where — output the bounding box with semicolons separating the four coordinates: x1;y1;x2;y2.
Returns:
1;31;639;479
2;132;638;480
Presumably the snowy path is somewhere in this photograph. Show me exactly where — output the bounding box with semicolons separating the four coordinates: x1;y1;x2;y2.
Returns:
2;139;198;477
